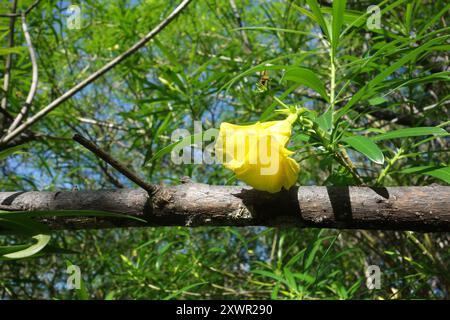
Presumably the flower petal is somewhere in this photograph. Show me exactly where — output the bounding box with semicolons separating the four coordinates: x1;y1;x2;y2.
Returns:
215;116;299;193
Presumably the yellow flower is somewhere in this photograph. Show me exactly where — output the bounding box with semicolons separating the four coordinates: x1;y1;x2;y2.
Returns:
215;114;299;193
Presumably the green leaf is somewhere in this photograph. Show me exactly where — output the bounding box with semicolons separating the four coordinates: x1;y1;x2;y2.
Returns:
283;267;298;292
260;85;297;121
220;52;314;92
0;216;51;235
294;272;316;285
3;234;51;259
234;26;320;38
368;96;388;106
331;0;347;53
371;127;448;141
400;166;450;184
343;136;384;164
320;6;362;25
305;0;330;39
337;36;448;118
0;244;76;260
0;46;26;55
342;0;409;33
325;170;354;186
105;292;115;300
405;3;413;34
292;3;319;24
0;209;147;223
153;38;183;72
0;144;27;161
285;248;306;268
419;4;450;36
0;243;30;256
304;233;323;270
163;282;207;300
144;112;173;163
292;133;312;144
271;283;280;300
283;67;329;101
252;269;284;282
147;132;203;164
315;109;333;133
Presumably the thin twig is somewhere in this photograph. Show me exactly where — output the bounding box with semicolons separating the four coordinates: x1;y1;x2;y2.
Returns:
1;0;18;111
0;0;192;146
73;133;155;194
97;159;125;189
23;0;42;15
336;147;366;186
77;117;127;131
229;0;252;53
0;0;41;18
7;12;39;134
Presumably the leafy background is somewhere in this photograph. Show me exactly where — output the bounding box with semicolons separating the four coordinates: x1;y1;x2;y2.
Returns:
0;0;449;299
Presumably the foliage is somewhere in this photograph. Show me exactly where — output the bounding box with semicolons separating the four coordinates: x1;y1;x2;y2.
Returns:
0;0;449;299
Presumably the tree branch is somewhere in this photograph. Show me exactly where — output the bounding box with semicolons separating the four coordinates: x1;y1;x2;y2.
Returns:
1;0;18;112
0;0;193;146
0;0;42;18
0;185;448;232
229;0;252;53
7;13;39;134
73;134;155;194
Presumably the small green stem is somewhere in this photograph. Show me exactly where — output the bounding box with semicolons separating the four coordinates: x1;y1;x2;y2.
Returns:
328;46;337;136
330;52;336;112
326;47;365;185
335;146;365;186
272;96;290;109
376;148;404;185
298;112;364;185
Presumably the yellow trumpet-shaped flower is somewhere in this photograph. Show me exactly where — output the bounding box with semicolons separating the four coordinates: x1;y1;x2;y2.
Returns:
215;114;299;193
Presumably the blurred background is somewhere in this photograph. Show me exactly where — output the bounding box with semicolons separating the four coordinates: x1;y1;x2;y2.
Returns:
0;0;449;299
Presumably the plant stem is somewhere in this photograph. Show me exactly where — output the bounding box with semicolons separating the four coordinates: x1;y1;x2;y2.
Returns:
335;147;365;186
327;45;365;185
328;44;337;141
329;51;336;113
376;148;404;185
272;96;290;109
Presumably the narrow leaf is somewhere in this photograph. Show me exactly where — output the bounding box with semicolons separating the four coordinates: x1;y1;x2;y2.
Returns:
283;67;329;101
305;0;330;38
316;109;333;133
337;36;448;118
371;127;448;141
148;132;203;164
343;136;385;164
3;234;51;259
332;0;347;53
400;166;450;184
0;144;27;161
0;209;147;223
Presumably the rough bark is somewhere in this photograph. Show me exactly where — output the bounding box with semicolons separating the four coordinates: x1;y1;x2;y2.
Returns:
0;184;449;232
